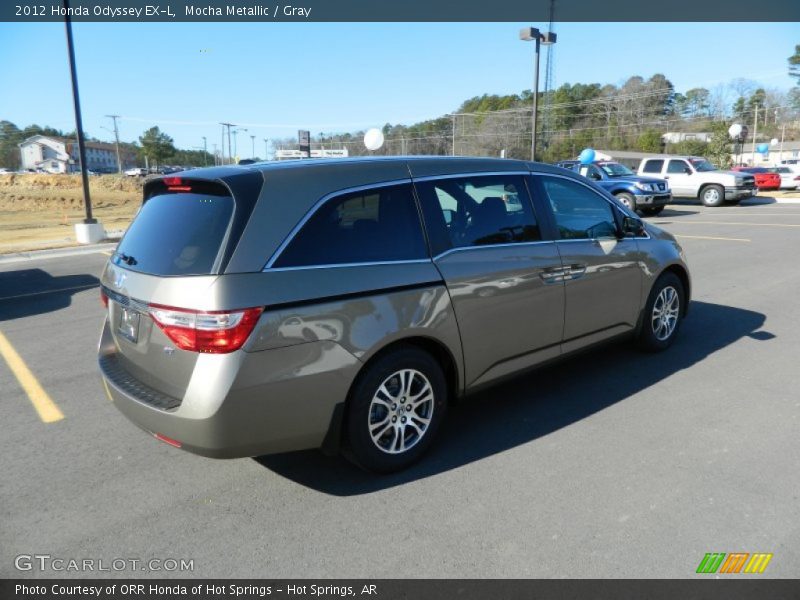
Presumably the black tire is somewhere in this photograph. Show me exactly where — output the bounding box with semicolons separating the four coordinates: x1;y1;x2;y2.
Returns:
637;272;685;352
641;206;664;216
615;192;637;212
345;346;448;473
700;184;724;207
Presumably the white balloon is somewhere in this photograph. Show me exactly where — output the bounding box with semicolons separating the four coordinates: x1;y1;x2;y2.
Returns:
728;123;743;139
364;128;385;151
771;138;779;146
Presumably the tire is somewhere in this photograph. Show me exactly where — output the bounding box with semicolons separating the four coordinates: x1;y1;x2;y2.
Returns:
641;206;664;216
345;346;448;473
700;184;724;207
615;192;637;212
637;272;685;352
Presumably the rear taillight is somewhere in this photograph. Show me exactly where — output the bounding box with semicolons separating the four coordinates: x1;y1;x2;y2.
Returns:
148;304;263;354
101;289;108;308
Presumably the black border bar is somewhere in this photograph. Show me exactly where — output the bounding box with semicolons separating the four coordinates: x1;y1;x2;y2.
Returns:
4;580;800;600
3;0;800;22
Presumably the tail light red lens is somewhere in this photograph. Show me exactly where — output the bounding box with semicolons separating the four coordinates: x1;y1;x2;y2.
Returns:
148;304;263;354
100;289;109;308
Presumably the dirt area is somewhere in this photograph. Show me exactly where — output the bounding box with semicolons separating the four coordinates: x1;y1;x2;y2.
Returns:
0;174;143;253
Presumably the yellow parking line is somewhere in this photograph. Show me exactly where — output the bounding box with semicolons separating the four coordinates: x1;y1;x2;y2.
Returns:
675;234;750;242
0;330;64;423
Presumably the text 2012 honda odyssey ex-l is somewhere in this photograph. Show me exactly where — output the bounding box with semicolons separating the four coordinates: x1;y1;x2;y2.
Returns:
98;157;690;472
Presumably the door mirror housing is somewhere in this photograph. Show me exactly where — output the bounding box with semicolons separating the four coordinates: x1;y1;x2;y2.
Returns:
621;215;646;238
683;167;692;175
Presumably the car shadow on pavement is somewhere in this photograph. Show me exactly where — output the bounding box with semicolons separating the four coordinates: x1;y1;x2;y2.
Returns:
255;301;769;495
0;268;100;321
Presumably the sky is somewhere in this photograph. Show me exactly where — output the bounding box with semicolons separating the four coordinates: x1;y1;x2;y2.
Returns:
0;21;797;156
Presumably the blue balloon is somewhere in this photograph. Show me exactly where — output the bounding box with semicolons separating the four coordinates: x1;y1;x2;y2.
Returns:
756;143;769;154
578;148;595;164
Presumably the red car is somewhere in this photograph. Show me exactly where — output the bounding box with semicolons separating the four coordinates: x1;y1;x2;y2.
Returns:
732;167;781;191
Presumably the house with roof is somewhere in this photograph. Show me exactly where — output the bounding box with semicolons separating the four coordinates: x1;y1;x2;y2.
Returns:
18;135;121;173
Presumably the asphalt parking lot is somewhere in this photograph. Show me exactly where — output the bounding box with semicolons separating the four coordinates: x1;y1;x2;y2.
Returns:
1;197;799;579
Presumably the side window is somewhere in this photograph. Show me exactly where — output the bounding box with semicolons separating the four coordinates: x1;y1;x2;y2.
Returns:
667;160;689;174
541;177;618;240
273;183;427;267
416;175;540;252
579;164;602;181
642;159;664;174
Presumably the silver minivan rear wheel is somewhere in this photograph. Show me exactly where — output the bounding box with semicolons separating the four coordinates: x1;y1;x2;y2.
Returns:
346;346;447;473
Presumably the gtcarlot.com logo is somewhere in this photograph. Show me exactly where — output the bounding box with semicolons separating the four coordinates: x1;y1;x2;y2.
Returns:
696;552;773;574
14;554;194;573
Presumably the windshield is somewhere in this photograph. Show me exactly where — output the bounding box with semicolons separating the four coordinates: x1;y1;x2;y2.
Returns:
599;162;635;177
689;159;717;172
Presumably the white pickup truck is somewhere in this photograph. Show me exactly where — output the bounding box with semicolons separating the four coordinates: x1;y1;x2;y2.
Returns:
638;155;757;207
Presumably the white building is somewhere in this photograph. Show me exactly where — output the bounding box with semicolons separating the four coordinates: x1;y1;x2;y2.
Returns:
18;135;119;173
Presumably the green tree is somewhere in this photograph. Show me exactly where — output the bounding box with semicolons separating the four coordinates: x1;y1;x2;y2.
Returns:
138;126;176;167
705;122;733;170
788;44;800;85
637;129;663;152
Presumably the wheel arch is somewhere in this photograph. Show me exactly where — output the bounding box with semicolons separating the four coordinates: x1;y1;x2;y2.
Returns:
322;336;461;455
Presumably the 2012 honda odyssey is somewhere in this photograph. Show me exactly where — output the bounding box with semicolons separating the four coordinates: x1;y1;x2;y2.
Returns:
98;157;690;473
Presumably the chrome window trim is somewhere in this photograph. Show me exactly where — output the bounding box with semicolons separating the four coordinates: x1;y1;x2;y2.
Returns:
433;239;555;261
266;259;433;273
263;178;413;270
531;172;651;241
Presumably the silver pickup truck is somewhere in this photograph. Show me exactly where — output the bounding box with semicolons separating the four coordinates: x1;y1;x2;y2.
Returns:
638;155;756;207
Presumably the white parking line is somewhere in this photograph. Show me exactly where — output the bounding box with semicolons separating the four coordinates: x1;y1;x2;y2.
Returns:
674;235;750;243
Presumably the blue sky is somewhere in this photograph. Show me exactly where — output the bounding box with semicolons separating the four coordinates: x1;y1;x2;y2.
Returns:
0;22;797;154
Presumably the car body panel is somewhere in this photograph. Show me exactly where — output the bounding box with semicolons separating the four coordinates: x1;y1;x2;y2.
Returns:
98;156;690;459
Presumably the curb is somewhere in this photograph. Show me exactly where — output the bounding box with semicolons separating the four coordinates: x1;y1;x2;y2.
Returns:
0;242;117;265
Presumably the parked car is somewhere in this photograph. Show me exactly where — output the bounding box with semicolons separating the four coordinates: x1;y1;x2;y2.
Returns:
98;157;691;473
731;167;781;191
638;155;756;207
555;160;671;216
124;167;147;177
767;166;800;190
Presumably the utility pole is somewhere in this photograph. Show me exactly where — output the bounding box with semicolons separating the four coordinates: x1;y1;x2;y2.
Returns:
780;123;786;162
750;105;758;166
201;136;207;166
212;143;218;166
451;114;456;156
105;114;122;173
263;138;269;160
250;134;255;158
220;122;234;165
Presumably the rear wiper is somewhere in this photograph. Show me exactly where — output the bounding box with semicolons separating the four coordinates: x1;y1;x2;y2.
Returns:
115;252;138;266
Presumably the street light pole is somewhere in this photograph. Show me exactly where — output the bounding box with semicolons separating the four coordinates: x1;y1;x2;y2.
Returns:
250;134;255;158
202;136;207;166
520;27;556;162
63;0;93;223
263;138;269;160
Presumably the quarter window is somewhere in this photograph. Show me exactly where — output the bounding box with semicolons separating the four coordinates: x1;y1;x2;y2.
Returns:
415;175;540;253
541;177;618;240
273;183;427;268
642;159;664;174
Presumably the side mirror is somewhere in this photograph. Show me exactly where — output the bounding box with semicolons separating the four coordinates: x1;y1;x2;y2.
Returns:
621;215;645;238
683;167;692;175
590;172;602;181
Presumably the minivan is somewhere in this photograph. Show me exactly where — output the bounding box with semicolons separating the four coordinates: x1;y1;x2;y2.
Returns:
98;157;690;473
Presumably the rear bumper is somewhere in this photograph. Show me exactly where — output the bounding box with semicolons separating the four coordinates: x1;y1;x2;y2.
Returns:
98;320;361;458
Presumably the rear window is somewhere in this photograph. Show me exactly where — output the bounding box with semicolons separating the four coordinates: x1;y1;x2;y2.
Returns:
113;188;233;276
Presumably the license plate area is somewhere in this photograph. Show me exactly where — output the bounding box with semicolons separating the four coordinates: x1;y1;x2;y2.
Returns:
117;306;141;343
